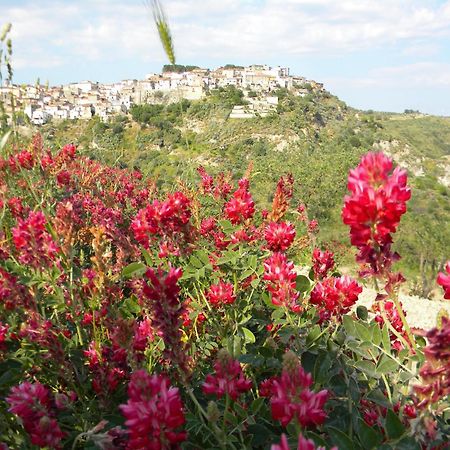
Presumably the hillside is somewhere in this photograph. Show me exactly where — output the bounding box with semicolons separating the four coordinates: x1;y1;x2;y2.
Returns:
36;86;450;296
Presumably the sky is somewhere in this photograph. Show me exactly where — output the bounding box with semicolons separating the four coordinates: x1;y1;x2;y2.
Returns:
2;0;450;116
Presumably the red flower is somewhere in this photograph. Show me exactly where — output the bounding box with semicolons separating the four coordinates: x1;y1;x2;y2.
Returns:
203;352;252;400
142;266;189;372
16;150;34;169
261;362;328;428
264;253;301;313
6;382;65;449
308;219;319;233
224;178;255;224
0;322;8;344
206;281;236;307
7;197;26;218
12;210;59;269
310;276;362;320
437;261;450;299
413;316;450;409
271;433;337;450
120;370;186;450
342;152;411;276
0;267;33;310
265;221;296;252
200;217;217;236
311;248;335;280
197;166;214;193
56;170;71;186
131;192;192;253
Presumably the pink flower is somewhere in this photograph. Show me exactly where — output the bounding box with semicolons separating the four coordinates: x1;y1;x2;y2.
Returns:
120;370;186;449
6;382;65;449
342;152;411;276
261;363;328;428
224;178;255;224
265;221;296;252
206;281;236;307
310;276;362;320
203;352;252;400
437;261;450;299
264;253;301;313
311;248;335;280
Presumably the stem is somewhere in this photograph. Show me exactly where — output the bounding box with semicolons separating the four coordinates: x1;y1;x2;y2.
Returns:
391;292;417;352
222;394;230;431
184;387;226;450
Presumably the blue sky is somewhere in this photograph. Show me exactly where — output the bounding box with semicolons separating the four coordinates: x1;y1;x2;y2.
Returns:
2;0;450;115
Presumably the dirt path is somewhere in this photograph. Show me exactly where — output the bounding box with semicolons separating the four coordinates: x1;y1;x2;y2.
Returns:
357;288;450;330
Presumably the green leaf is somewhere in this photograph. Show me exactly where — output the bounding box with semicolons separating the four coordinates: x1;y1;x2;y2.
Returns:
122;262;147;279
377;355;398;374
354;360;379;378
354;321;372;342
241;327;256;344
248;424;271;447
327;426;355;450
140;247;153;266
189;255;203;269
295;274;311;292
381;324;392;353
248;255;258;270
356;305;368;320
218;219;234;234
371;323;382;346
343;315;357;337
271;307;285;321
120;297;142;316
357;418;383;449
238;353;264;367
306;325;321;346
240;268;255;281
250;397;265;414
347;340;375;359
195;249;210;265
385;409;405;440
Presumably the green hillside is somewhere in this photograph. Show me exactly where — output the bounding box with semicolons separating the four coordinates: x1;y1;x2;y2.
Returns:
36;87;450;296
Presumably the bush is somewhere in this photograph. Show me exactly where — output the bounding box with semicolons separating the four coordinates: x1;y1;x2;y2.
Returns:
0;136;448;449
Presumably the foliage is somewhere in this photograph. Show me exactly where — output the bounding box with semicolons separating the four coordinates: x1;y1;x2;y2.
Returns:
162;64;201;73
0;137;449;449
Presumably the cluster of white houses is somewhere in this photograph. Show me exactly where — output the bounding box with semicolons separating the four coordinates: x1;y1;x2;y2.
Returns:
0;65;323;125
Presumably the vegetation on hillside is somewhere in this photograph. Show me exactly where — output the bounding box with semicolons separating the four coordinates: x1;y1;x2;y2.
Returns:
33;87;450;297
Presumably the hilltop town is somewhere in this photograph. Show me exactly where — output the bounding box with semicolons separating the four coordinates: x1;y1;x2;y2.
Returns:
0;64;324;125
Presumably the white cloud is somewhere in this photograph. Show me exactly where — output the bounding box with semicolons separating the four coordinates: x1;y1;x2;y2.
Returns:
325;62;450;89
3;0;450;71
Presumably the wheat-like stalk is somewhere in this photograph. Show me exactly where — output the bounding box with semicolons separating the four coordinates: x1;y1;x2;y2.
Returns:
149;0;176;65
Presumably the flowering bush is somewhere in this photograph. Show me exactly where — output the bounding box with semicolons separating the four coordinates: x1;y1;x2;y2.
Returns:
0;137;449;449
